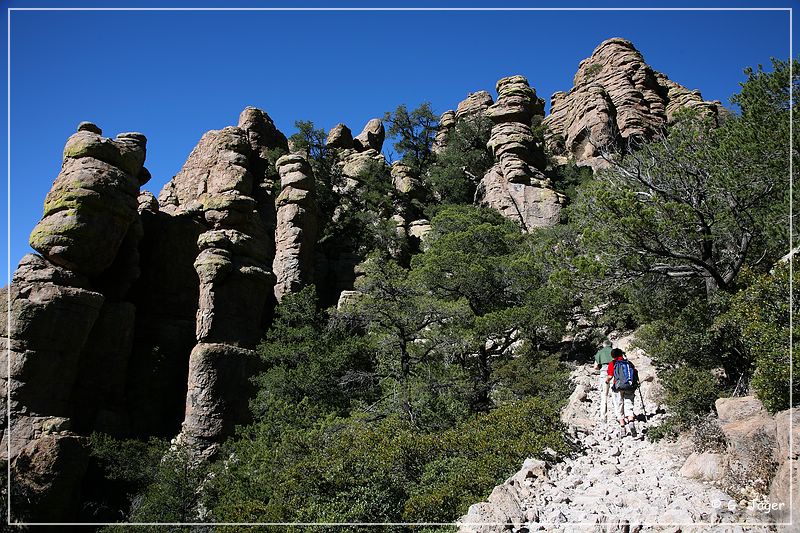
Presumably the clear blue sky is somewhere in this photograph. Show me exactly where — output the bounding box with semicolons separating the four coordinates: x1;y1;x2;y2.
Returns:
2;1;797;283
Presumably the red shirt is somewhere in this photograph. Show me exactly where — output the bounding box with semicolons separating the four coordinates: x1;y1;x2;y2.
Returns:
607;356;625;377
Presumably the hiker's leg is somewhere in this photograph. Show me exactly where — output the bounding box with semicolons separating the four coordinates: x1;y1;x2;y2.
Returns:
598;376;609;419
623;391;635;421
612;391;625;425
623;391;637;436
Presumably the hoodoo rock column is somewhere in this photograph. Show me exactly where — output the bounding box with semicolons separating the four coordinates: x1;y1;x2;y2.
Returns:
2;123;150;521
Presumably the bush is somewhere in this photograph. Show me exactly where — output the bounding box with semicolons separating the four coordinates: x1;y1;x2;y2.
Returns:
207;398;567;527
716;263;798;412
660;366;722;426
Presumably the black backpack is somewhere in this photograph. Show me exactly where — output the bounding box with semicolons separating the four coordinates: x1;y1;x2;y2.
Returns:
613;358;638;391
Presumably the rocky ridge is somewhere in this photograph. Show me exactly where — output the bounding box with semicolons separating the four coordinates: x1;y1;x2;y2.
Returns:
459;334;790;532
2;124;150;520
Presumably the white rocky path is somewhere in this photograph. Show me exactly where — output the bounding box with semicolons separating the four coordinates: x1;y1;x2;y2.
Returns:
458;334;774;533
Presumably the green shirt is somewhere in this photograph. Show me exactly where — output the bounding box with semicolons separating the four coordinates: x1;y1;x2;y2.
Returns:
595;346;613;365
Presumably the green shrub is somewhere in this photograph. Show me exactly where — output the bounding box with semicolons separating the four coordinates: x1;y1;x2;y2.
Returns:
660;366;721;425
716;263;798;412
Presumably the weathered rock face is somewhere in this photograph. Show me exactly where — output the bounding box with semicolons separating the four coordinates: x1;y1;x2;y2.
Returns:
2;123;151;522
476;76;565;231
29;127;147;276
543;38;722;169
432;110;456;154
326;123;354;149
181;342;259;456
456;90;494;121
477;166;563;230
156;108;287;454
273;153;318;302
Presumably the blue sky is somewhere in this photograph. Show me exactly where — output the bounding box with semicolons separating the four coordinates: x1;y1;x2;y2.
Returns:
2;0;797;283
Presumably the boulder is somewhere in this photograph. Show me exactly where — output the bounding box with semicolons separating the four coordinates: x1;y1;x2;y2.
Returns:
325;123;354;149
353;118;385;152
716;396;769;425
9;434;90;522
679;452;726;481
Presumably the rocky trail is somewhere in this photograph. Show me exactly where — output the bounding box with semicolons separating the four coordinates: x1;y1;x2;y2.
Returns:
459;335;777;532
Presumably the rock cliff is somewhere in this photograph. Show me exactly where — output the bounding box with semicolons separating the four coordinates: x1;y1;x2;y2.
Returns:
3;37;746;522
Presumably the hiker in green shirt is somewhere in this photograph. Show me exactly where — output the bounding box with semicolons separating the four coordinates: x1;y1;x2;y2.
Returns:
594;339;613;421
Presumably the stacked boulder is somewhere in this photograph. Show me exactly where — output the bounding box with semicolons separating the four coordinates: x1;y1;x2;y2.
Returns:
544;37;722;170
477;76;566;231
318;119;388;304
2;123;150;520
327;118;387;195
432;110;456;154
273;153;318;303
157;107;287;456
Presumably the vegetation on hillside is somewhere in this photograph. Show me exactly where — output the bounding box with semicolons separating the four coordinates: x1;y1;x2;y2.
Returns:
91;58;796;527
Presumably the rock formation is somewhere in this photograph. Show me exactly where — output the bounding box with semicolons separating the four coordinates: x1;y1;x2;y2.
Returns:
476;76;566;231
3;107;291;519
432;110;456;154
544;38;722;170
2;123;149;521
456;90;494;121
316;118;389;304
325;123;353;149
157;107;287;455
273;153;318;302
353;118;385;152
433;91;494;154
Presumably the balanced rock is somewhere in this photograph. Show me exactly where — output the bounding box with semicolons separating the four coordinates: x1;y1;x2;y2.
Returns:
326;123;354;149
544;38;721;169
353;118;385;152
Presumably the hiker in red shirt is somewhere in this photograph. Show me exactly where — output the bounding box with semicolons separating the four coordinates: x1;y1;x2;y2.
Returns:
605;348;638;438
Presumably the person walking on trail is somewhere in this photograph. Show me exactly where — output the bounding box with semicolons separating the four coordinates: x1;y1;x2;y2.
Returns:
606;348;639;438
594;339;613;421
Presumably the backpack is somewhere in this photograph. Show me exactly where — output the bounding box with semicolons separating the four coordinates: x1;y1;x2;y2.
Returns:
613;358;638;391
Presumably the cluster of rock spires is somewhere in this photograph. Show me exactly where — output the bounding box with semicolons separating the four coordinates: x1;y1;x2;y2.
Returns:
1;37;734;522
543;38;722;170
